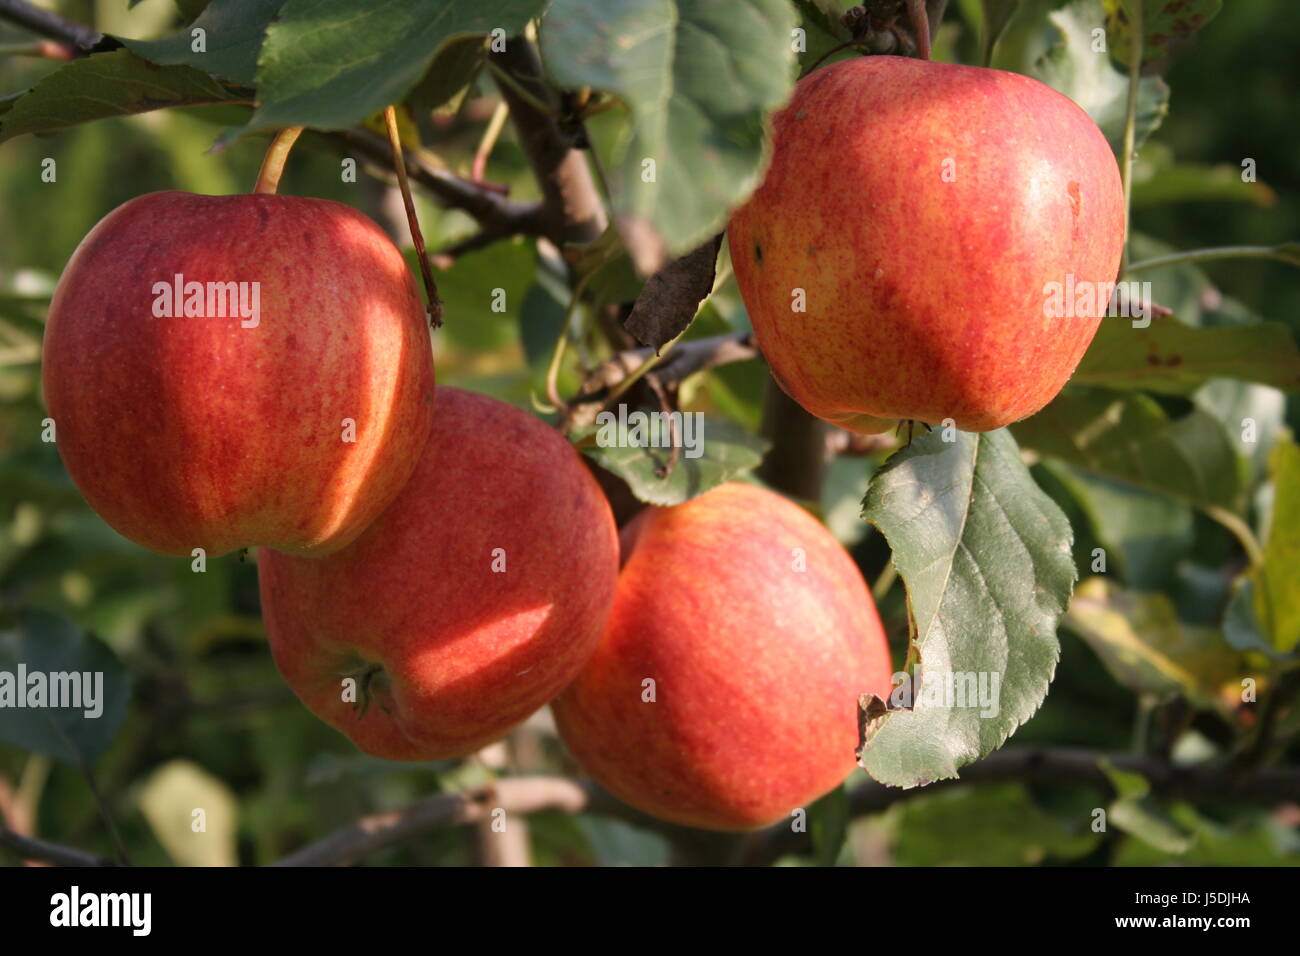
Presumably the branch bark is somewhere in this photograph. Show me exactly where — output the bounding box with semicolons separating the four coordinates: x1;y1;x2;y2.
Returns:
489;37;607;246
331;128;549;237
0;0;102;53
756;377;830;501
0;825;114;867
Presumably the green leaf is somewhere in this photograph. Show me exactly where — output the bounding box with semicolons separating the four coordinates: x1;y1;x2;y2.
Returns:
0;50;237;143
138;760;239;866
407;35;487;114
1114;803;1300;865
575;414;769;506
981;0;1021;65
1073;315;1300;395
118;0;284;86
233;0;546;137
857;428;1075;788
1251;437;1300;653
793;0;856;72
1041;462;1192;590
1066;578;1247;707
807;784;849;867
0;608;131;765
1012;387;1248;514
539;0;797;256
1132;143;1277;207
1100;0;1222;70
895;784;1098;865
432;237;536;354
574;816;671;866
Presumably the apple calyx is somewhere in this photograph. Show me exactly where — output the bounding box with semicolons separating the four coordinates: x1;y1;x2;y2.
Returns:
340;658;393;720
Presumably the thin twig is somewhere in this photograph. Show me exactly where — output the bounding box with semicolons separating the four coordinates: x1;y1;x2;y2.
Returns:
1126;244;1300;275
0;825;115;867
383;105;443;327
0;0;101;52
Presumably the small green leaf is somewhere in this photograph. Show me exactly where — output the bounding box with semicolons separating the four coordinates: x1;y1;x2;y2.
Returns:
857;428;1075;788
575;414;769;506
0;608;131;765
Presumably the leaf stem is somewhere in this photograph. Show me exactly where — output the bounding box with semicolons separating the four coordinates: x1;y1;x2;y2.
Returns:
1126;244;1300;275
252;126;304;195
1203;503;1266;570
1118;0;1143;276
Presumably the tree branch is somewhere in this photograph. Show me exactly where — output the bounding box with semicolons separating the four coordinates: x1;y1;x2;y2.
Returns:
273;777;610;867
756;376;830;501
563;331;758;431
489;36;607;246
330;128;549;237
0;0;102;53
0;824;114;867
756;745;1300;861
273;746;1300;866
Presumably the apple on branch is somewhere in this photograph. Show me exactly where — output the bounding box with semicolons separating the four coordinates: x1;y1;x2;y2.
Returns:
42;190;436;557
729;55;1126;434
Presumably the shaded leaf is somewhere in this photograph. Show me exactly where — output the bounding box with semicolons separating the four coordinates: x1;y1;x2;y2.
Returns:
1074;315;1300;395
0;50;237;143
895;784;1098;865
1012;386;1248;514
0;608;130;765
1041;461;1192;590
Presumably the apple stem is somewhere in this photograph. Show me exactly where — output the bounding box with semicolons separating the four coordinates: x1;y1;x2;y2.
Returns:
252;126;304;195
383;105;444;329
906;0;931;61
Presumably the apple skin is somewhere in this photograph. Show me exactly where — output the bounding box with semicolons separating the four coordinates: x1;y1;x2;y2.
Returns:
42;190;435;557
257;387;620;761
551;482;893;831
728;56;1126;433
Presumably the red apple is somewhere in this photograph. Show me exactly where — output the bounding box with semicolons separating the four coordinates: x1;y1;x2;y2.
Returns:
42;190;435;557
552;482;893;830
258;386;620;761
728;55;1126;433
